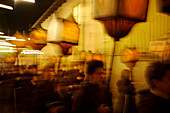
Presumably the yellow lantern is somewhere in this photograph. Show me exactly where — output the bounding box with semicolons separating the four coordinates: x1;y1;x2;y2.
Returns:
10;31;26;48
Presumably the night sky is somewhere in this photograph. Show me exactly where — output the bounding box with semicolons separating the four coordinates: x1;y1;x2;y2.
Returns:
0;0;56;35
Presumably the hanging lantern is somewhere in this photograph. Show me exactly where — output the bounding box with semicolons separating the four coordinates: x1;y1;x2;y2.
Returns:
93;0;149;40
47;14;80;55
29;28;47;41
79;50;86;62
10;31;26;48
121;47;139;68
5;54;16;64
93;53;103;61
85;51;93;62
28;28;47;50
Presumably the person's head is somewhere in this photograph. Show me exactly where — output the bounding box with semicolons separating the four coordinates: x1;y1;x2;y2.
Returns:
145;62;170;97
43;64;55;80
86;60;105;85
18;65;26;74
28;65;37;75
121;69;130;80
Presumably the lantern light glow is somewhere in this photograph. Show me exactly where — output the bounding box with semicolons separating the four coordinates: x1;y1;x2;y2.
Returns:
15;0;35;3
0;4;13;10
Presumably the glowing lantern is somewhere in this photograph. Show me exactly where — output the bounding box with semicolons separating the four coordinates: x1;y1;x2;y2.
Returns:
93;0;149;40
10;31;26;48
121;47;139;68
85;51;93;62
29;28;47;41
28;28;47;50
5;54;16;63
47;14;80;55
79;50;86;61
93;53;103;61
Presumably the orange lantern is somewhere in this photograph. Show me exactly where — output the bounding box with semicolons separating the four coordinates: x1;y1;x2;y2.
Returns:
93;53;103;61
85;51;93;62
28;28;47;50
121;47;139;68
47;14;80;55
10;31;26;48
93;0;149;40
79;50;86;61
5;54;16;63
29;28;47;41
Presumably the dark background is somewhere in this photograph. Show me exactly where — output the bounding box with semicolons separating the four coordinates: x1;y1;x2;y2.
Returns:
0;0;56;35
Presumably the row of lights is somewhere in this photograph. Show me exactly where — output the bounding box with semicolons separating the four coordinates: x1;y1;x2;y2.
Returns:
0;36;25;53
0;36;43;54
0;0;35;10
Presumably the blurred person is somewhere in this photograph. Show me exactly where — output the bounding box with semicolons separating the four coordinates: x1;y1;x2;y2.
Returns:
115;69;136;113
43;64;56;81
63;69;81;85
71;60;113;113
24;65;38;77
32;64;56;82
15;65;37;87
76;63;85;84
18;65;26;76
33;64;59;113
55;69;65;84
137;62;170;113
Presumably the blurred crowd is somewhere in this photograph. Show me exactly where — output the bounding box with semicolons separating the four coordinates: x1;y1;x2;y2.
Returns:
0;61;170;113
0;62;85;113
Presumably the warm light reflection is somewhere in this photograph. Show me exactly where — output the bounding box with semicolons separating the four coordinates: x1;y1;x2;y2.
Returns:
6;38;26;41
0;36;16;39
0;50;17;53
0;42;16;46
0;32;4;35
0;46;14;49
21;50;44;54
0;4;13;10
15;0;35;3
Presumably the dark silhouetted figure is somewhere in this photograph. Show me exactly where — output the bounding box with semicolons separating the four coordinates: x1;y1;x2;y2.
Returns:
137;62;170;113
72;60;113;113
115;69;136;113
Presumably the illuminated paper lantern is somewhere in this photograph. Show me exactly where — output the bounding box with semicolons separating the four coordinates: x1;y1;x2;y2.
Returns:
29;28;47;41
121;47;139;68
5;54;16;63
10;31;26;48
79;50;86;61
47;14;80;55
93;53;103;61
121;47;139;62
85;51;93;62
28;28;47;50
93;0;149;40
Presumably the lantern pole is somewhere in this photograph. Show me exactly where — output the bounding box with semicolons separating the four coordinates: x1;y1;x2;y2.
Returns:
107;17;119;89
107;39;117;89
129;62;136;82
